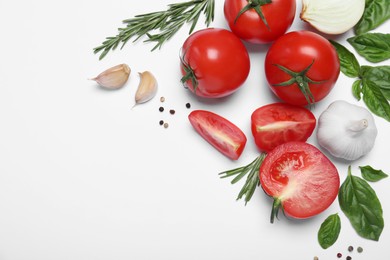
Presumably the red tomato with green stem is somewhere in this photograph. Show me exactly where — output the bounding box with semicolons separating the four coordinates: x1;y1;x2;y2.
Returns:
180;28;250;98
224;0;296;44
265;31;340;106
189;110;247;160
260;142;340;222
251;103;316;152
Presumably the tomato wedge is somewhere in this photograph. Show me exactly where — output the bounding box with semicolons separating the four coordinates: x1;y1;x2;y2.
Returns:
259;142;339;222
251;103;316;152
189;110;247;160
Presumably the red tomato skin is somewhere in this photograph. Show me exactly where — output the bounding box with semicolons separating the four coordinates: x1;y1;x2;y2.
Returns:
181;28;250;98
251;103;316;152
188;110;247;160
265;31;340;106
224;0;296;44
259;142;340;219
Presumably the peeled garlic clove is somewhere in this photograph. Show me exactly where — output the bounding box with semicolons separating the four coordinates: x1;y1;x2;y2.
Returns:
91;64;131;89
300;0;365;35
317;100;378;161
134;71;158;105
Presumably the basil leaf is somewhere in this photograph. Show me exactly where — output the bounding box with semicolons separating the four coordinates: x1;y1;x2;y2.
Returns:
355;0;390;35
329;40;360;78
339;166;384;241
352;79;362;101
318;213;341;249
360;165;388;182
362;79;390;121
361;66;390;100
347;33;390;63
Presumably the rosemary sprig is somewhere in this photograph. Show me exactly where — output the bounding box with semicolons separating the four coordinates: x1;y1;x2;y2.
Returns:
219;153;267;205
94;0;215;60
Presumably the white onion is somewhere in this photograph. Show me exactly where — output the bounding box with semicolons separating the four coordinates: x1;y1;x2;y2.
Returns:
300;0;365;35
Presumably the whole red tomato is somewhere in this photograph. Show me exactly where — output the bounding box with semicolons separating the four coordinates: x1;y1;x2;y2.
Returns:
224;0;296;44
180;28;250;98
265;31;340;106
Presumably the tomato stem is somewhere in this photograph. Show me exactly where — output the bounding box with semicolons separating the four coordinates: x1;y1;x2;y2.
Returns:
219;153;267;204
271;198;282;223
272;59;327;106
234;0;272;31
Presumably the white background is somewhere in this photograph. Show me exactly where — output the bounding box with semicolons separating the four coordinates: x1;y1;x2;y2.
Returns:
0;0;389;259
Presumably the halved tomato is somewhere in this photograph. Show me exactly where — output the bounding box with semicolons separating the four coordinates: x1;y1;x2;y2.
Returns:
259;142;340;222
251;103;316;152
189;110;247;160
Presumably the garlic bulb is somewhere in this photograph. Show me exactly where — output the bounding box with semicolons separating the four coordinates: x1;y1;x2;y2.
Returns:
300;0;365;35
317;100;378;161
90;64;131;89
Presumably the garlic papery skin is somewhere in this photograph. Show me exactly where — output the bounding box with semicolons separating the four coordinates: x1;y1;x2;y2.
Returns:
317;100;378;161
91;64;131;89
300;0;365;35
134;71;158;105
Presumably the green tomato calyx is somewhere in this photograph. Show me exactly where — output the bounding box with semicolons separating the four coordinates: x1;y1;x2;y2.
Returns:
234;0;272;31
272;60;327;106
180;49;198;93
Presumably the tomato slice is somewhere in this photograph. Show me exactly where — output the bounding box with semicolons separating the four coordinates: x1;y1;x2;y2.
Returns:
189;110;247;160
251;103;316;152
259;142;340;222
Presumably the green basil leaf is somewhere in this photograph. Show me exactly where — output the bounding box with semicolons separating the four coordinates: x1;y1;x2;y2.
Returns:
359;65;373;77
362;66;390;100
329;40;360;78
360;165;388;182
362;79;390;121
352;79;363;101
355;0;390;35
318;213;341;249
339;166;384;241
347;33;390;63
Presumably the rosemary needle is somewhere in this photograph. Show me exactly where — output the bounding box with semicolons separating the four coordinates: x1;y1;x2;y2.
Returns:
94;0;215;60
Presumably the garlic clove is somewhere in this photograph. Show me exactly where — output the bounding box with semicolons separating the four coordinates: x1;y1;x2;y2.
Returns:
317;100;378;161
300;0;365;35
134;71;158;105
90;64;131;89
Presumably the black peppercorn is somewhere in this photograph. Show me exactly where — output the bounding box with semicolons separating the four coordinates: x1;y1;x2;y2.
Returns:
357;247;363;253
186;102;191;109
337;253;342;258
348;246;353;252
159;120;164;126
159;107;164;112
346;256;352;260
169;109;175;115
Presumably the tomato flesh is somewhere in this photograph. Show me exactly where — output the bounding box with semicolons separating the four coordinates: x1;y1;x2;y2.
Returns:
251;103;316;152
181;28;250;98
260;142;340;220
189;110;247;160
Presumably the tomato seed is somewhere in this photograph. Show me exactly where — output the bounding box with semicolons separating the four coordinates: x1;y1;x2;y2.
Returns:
159;107;164;112
348;246;353;252
337;253;342;258
186;102;191;109
357;247;363;253
169;109;175;115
